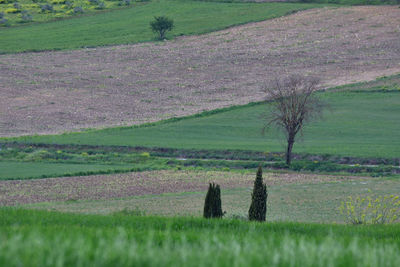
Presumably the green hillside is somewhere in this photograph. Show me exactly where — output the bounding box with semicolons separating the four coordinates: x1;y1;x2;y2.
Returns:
0;1;324;53
9;86;400;159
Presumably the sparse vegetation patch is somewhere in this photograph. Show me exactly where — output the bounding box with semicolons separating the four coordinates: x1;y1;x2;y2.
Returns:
0;0;143;26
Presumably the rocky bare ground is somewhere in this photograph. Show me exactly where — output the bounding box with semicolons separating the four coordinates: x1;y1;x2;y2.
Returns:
1;6;399;136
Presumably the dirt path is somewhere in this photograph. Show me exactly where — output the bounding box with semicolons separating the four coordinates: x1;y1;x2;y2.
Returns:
1;6;399;136
0;170;363;206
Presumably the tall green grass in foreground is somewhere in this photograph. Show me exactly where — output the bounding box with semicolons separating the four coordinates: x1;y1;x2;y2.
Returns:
0;1;323;53
1;208;400;266
10;90;400;159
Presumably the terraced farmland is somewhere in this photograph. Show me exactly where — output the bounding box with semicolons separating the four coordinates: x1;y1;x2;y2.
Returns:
1;1;400;266
1;5;399;136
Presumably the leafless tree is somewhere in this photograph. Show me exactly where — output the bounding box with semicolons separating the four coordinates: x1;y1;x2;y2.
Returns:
263;75;325;166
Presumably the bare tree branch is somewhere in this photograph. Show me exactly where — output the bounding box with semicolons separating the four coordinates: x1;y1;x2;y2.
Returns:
263;74;325;165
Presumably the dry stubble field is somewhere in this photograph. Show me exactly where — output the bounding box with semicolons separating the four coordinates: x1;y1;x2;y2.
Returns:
1;6;399;136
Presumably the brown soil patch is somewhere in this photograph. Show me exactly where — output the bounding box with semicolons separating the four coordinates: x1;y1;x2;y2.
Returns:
1;6;399;136
0;170;362;206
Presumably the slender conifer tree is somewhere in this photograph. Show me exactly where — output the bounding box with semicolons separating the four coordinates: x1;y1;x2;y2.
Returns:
249;166;268;221
203;183;223;218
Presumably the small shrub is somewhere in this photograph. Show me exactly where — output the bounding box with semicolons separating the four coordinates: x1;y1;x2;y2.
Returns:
289;161;304;171
64;1;73;8
21;10;33;22
73;6;84;13
339;190;400;225
96;1;105;9
316;162;339;172
40;4;54;13
52;0;66;4
249;166;268;222
150;16;174;40
0;17;9;27
272;161;288;169
13;2;21;9
203;183;223;218
118;0;131;5
24;150;52;161
0;12;4;18
5;8;19;13
140;152;150;158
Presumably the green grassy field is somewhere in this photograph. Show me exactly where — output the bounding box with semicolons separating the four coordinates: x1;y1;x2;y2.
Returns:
1;208;400;266
0;145;177;179
9;89;400;159
0;161;142;180
0;1;324;53
27;176;400;223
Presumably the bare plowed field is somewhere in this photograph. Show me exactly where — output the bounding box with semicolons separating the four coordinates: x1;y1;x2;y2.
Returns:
0;170;357;206
1;6;399;136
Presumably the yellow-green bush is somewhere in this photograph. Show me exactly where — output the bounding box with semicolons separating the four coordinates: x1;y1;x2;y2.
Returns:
51;0;66;4
339;190;400;224
5;8;19;13
140;152;150;158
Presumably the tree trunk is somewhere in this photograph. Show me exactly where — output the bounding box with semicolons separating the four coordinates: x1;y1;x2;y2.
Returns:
286;136;295;165
160;30;166;40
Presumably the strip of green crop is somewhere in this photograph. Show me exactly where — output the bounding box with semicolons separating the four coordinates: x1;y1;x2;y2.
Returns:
1;144;398;180
0;161;163;180
0;1;328;53
6;90;399;159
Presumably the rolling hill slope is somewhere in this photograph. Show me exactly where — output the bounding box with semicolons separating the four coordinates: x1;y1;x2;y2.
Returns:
0;1;321;53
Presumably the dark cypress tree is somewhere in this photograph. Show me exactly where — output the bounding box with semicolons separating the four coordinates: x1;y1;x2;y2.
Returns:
249;166;268;221
203;183;223;218
203;183;214;218
212;184;223;218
